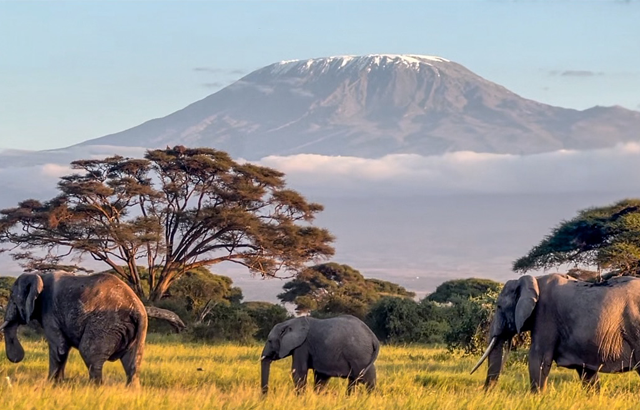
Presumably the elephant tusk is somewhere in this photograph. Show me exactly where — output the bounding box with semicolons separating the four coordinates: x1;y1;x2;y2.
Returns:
470;337;497;375
0;321;8;332
260;356;266;361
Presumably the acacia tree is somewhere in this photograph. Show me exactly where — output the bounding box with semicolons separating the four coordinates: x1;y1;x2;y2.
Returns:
0;146;334;301
513;199;640;276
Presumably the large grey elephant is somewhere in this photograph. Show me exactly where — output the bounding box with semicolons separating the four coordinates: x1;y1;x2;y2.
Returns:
260;315;379;394
1;272;147;386
471;273;640;392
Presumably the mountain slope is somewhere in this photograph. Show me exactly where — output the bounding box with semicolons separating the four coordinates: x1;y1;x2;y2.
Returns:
79;54;640;159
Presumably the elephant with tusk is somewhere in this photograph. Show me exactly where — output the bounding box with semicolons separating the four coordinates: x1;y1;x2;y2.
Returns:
260;315;379;395
471;273;640;392
2;272;147;386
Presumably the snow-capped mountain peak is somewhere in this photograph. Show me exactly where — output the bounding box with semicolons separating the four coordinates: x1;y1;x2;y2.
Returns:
266;54;450;76
79;54;640;160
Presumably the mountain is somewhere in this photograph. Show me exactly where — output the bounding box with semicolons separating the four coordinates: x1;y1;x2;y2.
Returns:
75;54;637;159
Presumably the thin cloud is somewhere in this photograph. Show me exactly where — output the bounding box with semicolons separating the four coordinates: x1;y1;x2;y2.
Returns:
193;67;246;75
202;82;225;88
561;70;603;77
276;77;305;86
290;88;314;98
549;70;604;77
193;67;225;73
41;163;72;178
229;80;274;94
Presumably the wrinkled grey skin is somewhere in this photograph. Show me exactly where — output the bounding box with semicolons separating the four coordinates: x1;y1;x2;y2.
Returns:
474;274;640;392
260;315;379;394
1;272;147;386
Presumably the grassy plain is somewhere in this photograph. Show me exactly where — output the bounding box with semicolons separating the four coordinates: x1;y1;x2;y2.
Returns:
1;334;640;410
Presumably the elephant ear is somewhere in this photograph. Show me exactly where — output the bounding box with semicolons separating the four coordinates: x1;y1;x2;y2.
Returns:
515;275;539;334
279;318;310;358
19;274;44;324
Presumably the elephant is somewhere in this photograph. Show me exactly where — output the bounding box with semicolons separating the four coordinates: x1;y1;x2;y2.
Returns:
471;273;640;392
260;315;379;394
1;271;147;386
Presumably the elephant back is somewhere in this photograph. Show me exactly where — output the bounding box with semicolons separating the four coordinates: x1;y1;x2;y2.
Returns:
49;273;147;348
308;315;379;377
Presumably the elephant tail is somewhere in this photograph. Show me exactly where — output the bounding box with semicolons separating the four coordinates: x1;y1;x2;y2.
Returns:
133;307;148;349
119;308;148;386
110;306;148;363
359;339;379;379
125;305;148;353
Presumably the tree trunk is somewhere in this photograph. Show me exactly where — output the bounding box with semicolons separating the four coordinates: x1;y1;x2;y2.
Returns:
126;259;145;298
149;267;178;302
149;279;170;302
145;306;186;332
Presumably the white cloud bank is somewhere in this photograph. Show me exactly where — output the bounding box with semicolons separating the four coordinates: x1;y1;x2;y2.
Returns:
1;143;640;206
0;145;148;206
257;143;640;196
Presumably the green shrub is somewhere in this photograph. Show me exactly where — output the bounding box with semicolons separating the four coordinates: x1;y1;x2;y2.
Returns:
366;296;452;344
444;290;497;354
427;278;502;304
0;276;16;313
243;301;291;340
366;297;425;343
191;303;256;343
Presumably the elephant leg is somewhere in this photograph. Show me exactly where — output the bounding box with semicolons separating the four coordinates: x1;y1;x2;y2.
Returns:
576;368;600;392
347;376;358;395
360;365;376;392
528;349;553;393
84;361;105;385
47;342;70;383
291;351;309;393
78;333;114;385
120;348;142;388
313;371;330;392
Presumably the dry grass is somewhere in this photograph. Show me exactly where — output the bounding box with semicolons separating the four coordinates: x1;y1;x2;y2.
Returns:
2;334;640;409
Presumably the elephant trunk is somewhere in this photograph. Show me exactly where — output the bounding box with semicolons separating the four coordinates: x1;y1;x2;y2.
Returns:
261;358;272;395
3;322;25;363
483;338;506;390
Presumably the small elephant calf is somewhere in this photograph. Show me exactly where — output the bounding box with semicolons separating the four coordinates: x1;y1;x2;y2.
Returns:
260;315;380;394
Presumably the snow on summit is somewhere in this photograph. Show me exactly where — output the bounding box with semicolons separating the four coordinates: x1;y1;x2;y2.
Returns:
266;54;450;75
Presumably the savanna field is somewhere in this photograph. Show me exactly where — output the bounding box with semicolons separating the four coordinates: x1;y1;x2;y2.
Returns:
2;335;640;410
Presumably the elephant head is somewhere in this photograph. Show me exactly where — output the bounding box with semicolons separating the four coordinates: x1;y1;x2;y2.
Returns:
1;274;44;363
260;317;310;394
471;275;539;389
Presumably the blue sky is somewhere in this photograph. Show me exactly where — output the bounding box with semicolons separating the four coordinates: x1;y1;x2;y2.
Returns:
1;0;639;150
